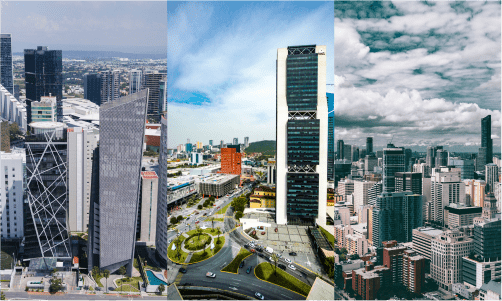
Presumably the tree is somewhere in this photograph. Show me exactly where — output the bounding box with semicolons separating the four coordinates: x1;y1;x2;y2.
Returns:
118;266;126;292
49;277;63;294
324;257;334;278
175;238;182;260
196;225;203;242
177;215;183;222
235;211;243;220
270;253;279;275
1;291;6;300
103;269;110;293
198;205;202;210
158;283;165;295
216;226;221;244
350;254;360;260
170;217;177;224
92;266;100;280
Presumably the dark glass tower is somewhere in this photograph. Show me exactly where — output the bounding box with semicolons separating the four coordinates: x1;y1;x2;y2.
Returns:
366;137;373;155
328;115;334;181
383;148;405;193
24;46;63;123
144;72;166;123
84;73;102;105
481;115;492;164
337;139;344;160
277;45;328;225
0;34;14;94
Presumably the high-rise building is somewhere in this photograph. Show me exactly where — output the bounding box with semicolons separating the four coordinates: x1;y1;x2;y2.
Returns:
209;140;213;147
366;137;373;155
186;142;193;153
481;115;493;164
67;127;98;233
155;115;168;265
220;147;242;175
365;155;378;175
267;158;276;185
220;140;224;149
435;149;448;167
24;46;63;123
25;122;70;258
196;141;203;149
144;72;167;122
138;172;158;243
431;168;465;224
353;180;378;210
485;163;498;193
129;69;142;95
276;45;327;225
343;144;352;161
351;145;359;162
0;34;14;94
100;70;120;105
448;158;475;180
30;95;57;122
395;172;422;195
89;90;148;275
328;115;334;181
13;84;19;100
382;148;405;193
426;146;443;169
337;139;344;160
0;149;25;240
244;137;249;147
84;73;102;106
233;138;238;145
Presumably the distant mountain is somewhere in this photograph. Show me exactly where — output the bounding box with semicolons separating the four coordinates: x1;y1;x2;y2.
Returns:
13;50;167;60
245;140;276;155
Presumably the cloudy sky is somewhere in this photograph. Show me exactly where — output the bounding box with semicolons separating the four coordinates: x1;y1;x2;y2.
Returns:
1;1;167;54
335;1;501;152
168;1;334;148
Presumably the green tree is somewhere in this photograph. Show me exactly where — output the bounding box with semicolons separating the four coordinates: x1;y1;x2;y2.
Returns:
92;266;100;280
270;253;279;275
1;291;6;300
118;266;126;292
49;277;63;294
196;225;203;242
177;215;183;222
103;269;110;293
324;257;335;278
216;226;221;244
157;283;165;295
235;211;243;219
170;217;177;224
175;238;183;260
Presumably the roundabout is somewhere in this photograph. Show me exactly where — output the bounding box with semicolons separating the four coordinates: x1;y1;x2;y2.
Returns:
168;229;226;264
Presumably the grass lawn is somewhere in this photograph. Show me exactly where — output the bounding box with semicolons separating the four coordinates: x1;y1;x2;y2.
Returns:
216;203;231;215
204;217;224;222
189;236;225;263
167;237;188;263
186;228;221;236
93;274;104;287
254;262;311;297
185;234;211;251
1;246;15;270
115;277;142;292
221;248;252;273
114;284;140;292
319;226;335;247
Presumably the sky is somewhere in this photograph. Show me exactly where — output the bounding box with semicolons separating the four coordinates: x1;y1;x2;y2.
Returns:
335;1;501;152
168;1;334;148
0;1;167;54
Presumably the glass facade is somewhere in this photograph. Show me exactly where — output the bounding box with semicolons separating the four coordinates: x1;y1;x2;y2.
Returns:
328;116;334;181
286;47;318;111
383;148;405;192
287;173;319;224
0;34;14;94
84;73;102;106
481;115;492;164
287;119;319;165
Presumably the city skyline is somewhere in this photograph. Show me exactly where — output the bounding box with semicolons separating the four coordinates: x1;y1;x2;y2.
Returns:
167;1;334;148
335;1;501;151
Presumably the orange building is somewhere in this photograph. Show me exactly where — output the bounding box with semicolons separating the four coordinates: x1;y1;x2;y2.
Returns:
219;147;241;175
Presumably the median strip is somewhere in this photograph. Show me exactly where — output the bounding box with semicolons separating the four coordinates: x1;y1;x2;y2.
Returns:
253;262;311;297
221;248;253;274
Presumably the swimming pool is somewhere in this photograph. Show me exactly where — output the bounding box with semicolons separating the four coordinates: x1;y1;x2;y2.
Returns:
146;270;167;285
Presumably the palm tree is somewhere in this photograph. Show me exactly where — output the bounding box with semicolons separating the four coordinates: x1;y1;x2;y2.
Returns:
271;253;279;275
158;283;165;295
103;269;110;293
216;226;221;244
118;266;126;292
208;217;215;231
175;238;182;260
196;225;202;242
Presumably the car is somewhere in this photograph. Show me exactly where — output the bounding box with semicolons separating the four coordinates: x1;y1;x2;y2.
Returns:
95;287;101;291
289;252;297;256
195;221;200;224
179;268;187;273
268;256;273;262
258;253;265;258
168;239;172;244
250;249;256;253
284;258;292;264
246;266;253;274
288;264;296;270
206;272;216;278
278;264;286;270
256;247;263;252
239;261;245;268
255;292;265;300
277;254;283;258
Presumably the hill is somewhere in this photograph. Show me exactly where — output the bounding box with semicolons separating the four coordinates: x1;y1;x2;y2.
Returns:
245;140;276;155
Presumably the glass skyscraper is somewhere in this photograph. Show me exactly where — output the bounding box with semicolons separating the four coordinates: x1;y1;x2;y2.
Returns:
383;148;405;192
481;115;492;164
24;46;63;124
276;45;328;225
84;73;102;106
0;34;14;95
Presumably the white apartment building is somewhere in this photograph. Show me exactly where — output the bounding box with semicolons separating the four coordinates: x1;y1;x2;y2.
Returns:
353;180;377;210
431;168;465;224
338;179;354;196
0;149;25;239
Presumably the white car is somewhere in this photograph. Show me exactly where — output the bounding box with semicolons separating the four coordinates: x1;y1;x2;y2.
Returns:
206;272;216;278
284;258;292;264
255;292;265;300
288;264;296;270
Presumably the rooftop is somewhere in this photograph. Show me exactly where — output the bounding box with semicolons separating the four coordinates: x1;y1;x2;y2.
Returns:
141;171;158;179
414;227;444;237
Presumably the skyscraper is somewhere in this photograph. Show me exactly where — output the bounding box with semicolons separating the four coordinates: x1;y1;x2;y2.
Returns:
366;137;373;155
435;149;448;167
156;115;168;265
276;45;327;225
129;69;142;95
481;115;493;164
383;148;405;193
91;90;148;275
100;70;120;105
0;34;14;94
209;140;213;147
24;46;63;123
25;123;70;258
337;140;344;160
431;168;465;224
84;73;102;105
485;163;499;193
233;138;238;145
426;146;443;169
328;115;334;181
244;136;249;147
144;72;167;122
220;140;224;149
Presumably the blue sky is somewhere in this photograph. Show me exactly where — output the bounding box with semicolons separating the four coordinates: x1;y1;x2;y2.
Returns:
335;1;501;151
1;1;167;53
168;1;334;147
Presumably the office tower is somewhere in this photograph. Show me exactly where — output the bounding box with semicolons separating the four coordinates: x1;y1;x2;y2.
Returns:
382;148;405;193
0;121;10;152
448;158;475;179
351;145;359;162
100;70;120;105
0;149;25;240
485;163;498;193
24;46;63;123
233;138;238;145
159;79;167;115
367;181;383;206
30;95;57;122
25;122;70;258
155;115;168;265
67;127;98;233
481;115;493;164
92;90;148;275
465;179;487;207
404;148;412;172
209;140;213;147
220;140;224;149
337;139;344;160
435;149;448;167
13;84;19;100
343;144;352;161
186;142;193;153
138;172;158;242
144;72;167;123
244;137;249;147
328;116;334;181
431;229;473;290
0;34;14;94
196;141;203;149
477;147;488;171
431;168;465;224
426;146;443;169
276;45;327;225
366;137;373;155
371;191;423;247
395;172;422;195
353;180;378;209
83;73;102;106
129;69;142;95
220;147;242;175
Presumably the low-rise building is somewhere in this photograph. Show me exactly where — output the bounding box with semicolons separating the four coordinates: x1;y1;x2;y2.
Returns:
198;174;240;197
249;186;275;208
444;203;482;228
412;227;444;261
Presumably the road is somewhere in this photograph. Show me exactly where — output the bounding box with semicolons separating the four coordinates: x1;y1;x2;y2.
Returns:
3;292;166;300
